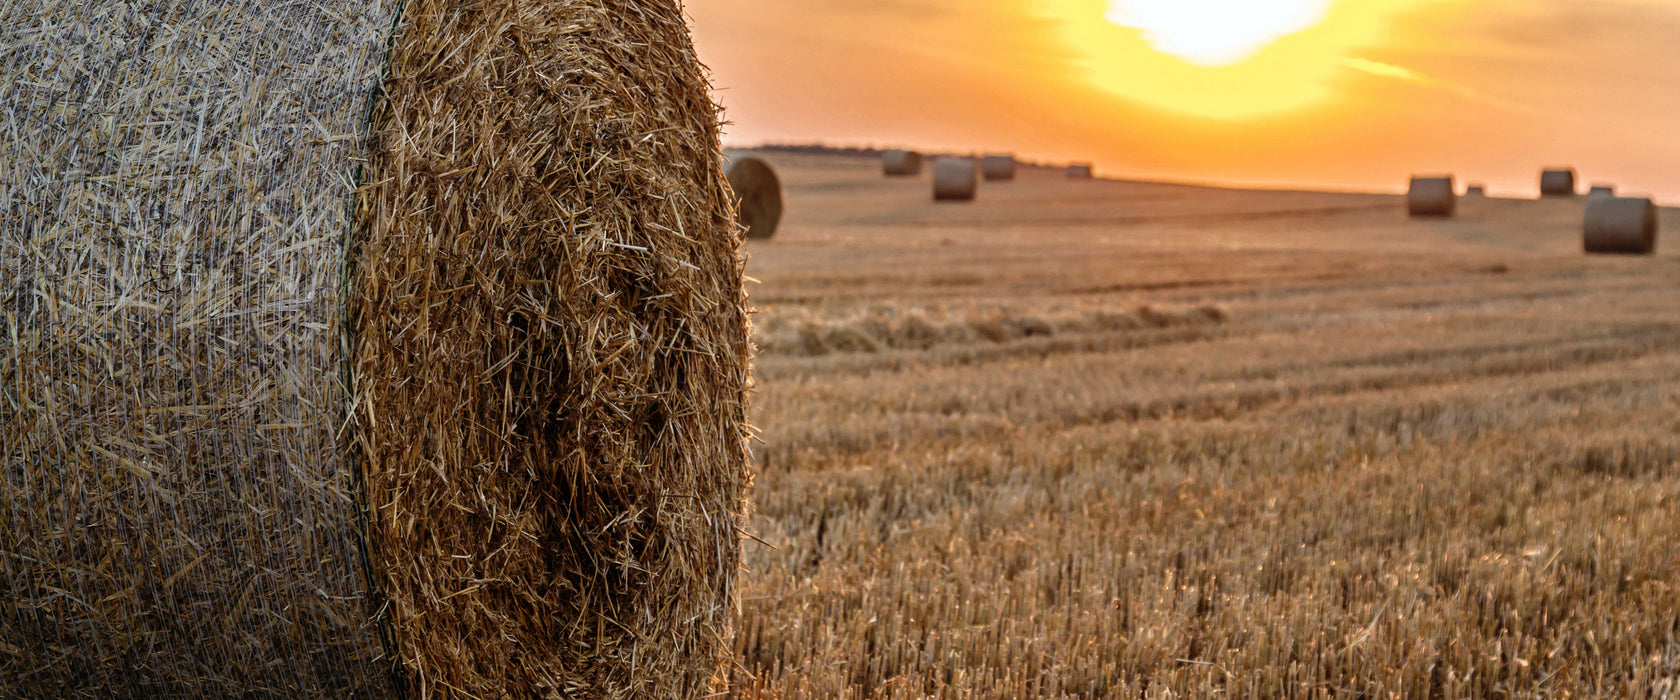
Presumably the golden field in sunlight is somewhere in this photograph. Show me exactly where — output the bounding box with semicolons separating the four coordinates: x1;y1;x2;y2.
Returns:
727;150;1680;697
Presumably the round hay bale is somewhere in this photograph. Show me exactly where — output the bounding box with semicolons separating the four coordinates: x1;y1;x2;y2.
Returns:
1466;183;1487;197
1541;168;1578;197
1584;196;1658;255
883;149;924;176
1;2;751;698
981;154;1018;181
727;156;785;240
1067;163;1095;179
1407;176;1457;218
1589;184;1617;199
934;158;980;201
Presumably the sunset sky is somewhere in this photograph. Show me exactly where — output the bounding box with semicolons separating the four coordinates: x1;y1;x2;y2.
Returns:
688;0;1680;200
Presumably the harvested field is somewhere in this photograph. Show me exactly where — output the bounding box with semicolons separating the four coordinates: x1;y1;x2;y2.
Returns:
728;150;1680;698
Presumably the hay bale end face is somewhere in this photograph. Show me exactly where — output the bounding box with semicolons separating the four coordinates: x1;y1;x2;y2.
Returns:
1407;176;1457;218
728;156;785;240
934;158;980;201
883;149;924;176
2;2;752;698
981;154;1018;181
1584;196;1659;255
1067;163;1095;179
1541;168;1578;197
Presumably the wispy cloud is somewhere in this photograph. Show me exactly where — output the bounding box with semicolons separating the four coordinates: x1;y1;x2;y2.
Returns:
1337;57;1535;114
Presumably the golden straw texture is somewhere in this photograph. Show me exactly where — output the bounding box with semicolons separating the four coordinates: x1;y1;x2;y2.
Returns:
2;0;750;697
351;0;751;696
0;1;402;696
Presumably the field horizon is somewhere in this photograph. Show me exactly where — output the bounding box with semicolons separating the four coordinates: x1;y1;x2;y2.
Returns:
724;145;1680;207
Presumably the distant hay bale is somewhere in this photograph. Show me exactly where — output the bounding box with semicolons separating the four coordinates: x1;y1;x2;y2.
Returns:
1407;176;1457;218
934;158;980;201
1466;183;1487;197
1068;163;1095;179
1541;168;1578;197
727;156;785;239
1;2;751;698
1584;196;1658;255
883;149;924;176
1589;184;1617;199
981;154;1018;181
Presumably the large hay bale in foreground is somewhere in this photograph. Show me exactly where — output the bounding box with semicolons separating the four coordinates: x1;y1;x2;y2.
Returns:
1407;176;1457;218
1584;196;1658;255
727;156;785;239
981;154;1018;181
883;149;924;176
1541;168;1578;197
1068;163;1095;179
0;1;751;698
934;158;980;201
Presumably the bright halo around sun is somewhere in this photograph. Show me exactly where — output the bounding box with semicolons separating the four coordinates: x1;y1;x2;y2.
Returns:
1043;0;1452;119
1105;0;1334;66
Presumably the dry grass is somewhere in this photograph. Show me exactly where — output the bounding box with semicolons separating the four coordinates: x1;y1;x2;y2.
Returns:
1542;169;1579;198
730;156;786;240
2;1;749;698
726;151;1680;698
753;303;1228;358
352;0;750;696
935;158;980;202
884;150;925;177
1408;176;1456;218
0;2;401;695
1584;197;1658;255
981;155;1018;182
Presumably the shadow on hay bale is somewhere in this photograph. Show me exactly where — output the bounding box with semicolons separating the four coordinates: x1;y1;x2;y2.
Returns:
933;158;979;201
1583;196;1658;255
1407;175;1456;218
727;156;784;240
882;149;923;176
1;1;751;698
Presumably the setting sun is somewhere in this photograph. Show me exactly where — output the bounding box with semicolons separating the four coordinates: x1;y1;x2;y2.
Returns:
1105;0;1333;66
1046;0;1457;119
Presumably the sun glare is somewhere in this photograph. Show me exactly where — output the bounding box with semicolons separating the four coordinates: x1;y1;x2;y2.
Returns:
1046;0;1452;119
1105;0;1334;66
